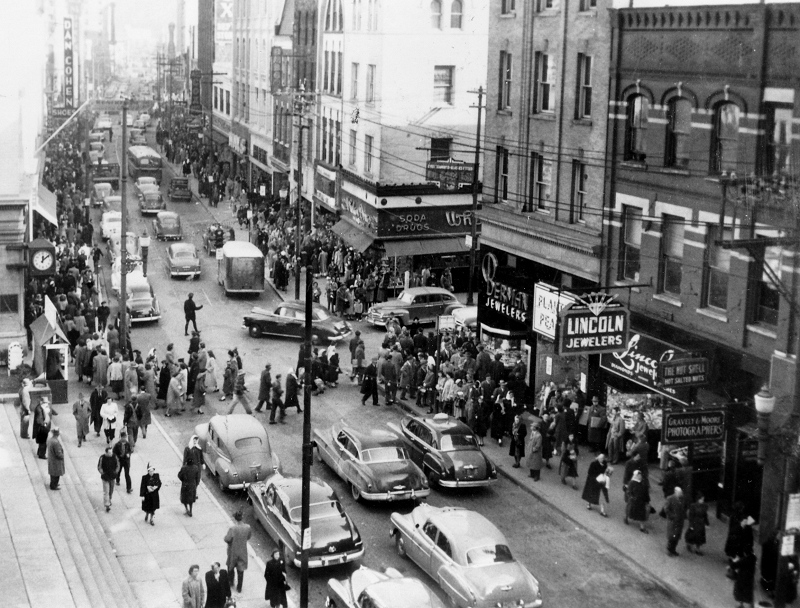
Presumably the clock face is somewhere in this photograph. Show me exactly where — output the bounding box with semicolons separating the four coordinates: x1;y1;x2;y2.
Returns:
32;249;54;271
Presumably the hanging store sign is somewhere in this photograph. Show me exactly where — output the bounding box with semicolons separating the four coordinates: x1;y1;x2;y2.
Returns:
480;252;530;324
63;18;75;108
425;158;474;191
189;69;203;115
662;410;725;444
658;357;709;388
532;283;575;340
558;293;629;355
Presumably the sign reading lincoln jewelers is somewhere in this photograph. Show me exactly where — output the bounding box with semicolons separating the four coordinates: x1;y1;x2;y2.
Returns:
558;293;629;355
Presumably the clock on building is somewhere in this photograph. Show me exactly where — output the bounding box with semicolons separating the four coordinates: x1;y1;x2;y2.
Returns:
28;238;56;277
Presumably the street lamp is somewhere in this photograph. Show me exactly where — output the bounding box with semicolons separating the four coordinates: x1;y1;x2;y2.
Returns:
756;385;777;465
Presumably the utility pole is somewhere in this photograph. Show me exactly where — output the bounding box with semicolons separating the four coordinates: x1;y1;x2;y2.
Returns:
293;85;310;300
299;237;313;608
466;86;484;306
119;102;129;355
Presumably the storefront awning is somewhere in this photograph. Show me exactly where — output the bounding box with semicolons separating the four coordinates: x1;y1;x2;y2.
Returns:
480;322;528;338
331;217;375;253
382;237;469;258
30;314;69;346
34;185;58;227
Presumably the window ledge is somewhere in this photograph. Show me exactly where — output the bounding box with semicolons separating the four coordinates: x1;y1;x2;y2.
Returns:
573;118;593;127
499;12;516;18
614;280;641;294
746;324;777;339
535;10;560;16
653;293;682;307
496;109;513;117
530;113;557;121
660;168;691;176
696;307;728;323
620;161;647;170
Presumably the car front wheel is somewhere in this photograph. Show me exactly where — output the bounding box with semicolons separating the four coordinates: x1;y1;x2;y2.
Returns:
395;533;407;558
248;325;263;339
217;473;226;492
350;482;361;501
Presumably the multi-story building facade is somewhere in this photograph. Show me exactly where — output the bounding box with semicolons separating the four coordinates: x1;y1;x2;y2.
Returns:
212;0;234;169
318;0;488;290
478;0;612;384
605;3;800;529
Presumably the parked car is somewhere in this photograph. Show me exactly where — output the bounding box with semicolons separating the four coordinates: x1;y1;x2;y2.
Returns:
91;182;113;207
139;112;151;124
452;306;478;331
399;413;497;489
248;474;364;568
152;211;183;241
100;211;122;240
130;133;147;146
108;231;140;266
314;422;430;502
134;176;158;199
168;176;192;202
390;505;543;608
365;287;464;327
195;414;281;491
139;191;166;215
89;129;106;143
203;222;233;255
167;243;201;279
111;258;144;295
126;275;161;324
243;300;352;341
325;566;445;608
88;141;105;163
102;195;122;213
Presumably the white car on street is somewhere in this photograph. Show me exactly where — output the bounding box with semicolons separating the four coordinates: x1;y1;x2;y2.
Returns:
101;211;122;240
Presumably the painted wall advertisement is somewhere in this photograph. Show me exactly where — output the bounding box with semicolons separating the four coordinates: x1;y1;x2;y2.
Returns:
215;0;233;64
600;332;692;405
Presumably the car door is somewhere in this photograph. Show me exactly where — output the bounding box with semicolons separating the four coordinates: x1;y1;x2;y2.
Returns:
415;521;438;576
333;430;352;479
412;294;430;322
428;293;445;319
433;532;472;607
402;420;425;465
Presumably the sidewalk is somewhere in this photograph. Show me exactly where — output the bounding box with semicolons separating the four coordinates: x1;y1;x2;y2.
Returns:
1;373;290;608
393;396;765;608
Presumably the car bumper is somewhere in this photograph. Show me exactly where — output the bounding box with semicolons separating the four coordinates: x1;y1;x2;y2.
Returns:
439;477;496;488
291;546;365;568
129;314;161;324
171;195;192;201
360;487;430;501
158;234;183;241
171;269;201;278
140;209;163;215
365;314;387;327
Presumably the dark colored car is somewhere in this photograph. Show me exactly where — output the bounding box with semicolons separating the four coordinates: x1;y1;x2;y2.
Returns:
166;243;201;279
243;300;352;341
365;287;464;327
126;275;161;324
314;422;430;502
203;222;233;255
152;211;183;241
168;177;192;202
399;413;497;489
248;475;364;568
139;192;166;215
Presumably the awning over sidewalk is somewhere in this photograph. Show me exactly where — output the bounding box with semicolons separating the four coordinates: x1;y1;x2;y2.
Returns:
382;236;469;258
29;314;69;346
33;185;58;227
331;217;375;253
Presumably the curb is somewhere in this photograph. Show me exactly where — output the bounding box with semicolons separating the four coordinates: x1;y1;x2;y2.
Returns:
390;395;702;608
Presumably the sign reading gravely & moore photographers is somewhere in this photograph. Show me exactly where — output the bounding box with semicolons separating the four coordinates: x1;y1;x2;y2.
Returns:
558;293;629;355
662;410;725;444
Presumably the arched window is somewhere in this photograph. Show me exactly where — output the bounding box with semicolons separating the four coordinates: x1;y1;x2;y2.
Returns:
624;95;649;162
451;0;463;28
665;97;692;168
712;102;740;174
431;0;442;28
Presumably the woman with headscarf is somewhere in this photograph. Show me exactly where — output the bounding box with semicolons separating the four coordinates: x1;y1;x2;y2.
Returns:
178;455;201;517
508;413;528;469
140;463;162;525
205;350;219;393
99;398;119;444
624;468;650;533
559;432;580;489
184;435;204;468
264;549;289;608
582;453;611;517
326;344;340;387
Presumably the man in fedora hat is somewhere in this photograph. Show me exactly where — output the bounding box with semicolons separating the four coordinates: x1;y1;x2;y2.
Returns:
184;292;203;336
47;427;65;490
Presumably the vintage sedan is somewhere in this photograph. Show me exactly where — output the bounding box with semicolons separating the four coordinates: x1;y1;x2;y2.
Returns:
248;474;364;568
126;275;161;324
452;306;478;331
89;129;106;143
195;414;281;491
167;243;201;279
91;182;113;207
100;211;122;240
243;300;352;341
400;413;497;489
134;177;158;199
88;141;105;163
325;566;445;608
111;259;144;295
139;191;166;215
102;195;123;214
390;505;543;608
314;422;430;502
168;176;192;202
202;222;233;255
152;211;183;241
365;287;464;327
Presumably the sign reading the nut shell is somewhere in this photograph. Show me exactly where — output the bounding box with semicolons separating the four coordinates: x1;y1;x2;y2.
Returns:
558;293;629;355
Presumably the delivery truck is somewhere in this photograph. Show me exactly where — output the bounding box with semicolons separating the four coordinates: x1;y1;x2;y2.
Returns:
218;241;265;296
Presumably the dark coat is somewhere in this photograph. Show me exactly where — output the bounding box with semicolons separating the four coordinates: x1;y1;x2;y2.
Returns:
47;435;65;477
264;558;288;605
140;472;162;513
685;501;709;546
581;459;608;505
509;420;528;458
205;569;231;608
178;464;201;505
560;441;579;479
586;405;608;444
258;369;272;401
286;374;299;408
361;363;378;395
665;493;687;538
732;552;756;603
523;429;544;471
626;478;649;522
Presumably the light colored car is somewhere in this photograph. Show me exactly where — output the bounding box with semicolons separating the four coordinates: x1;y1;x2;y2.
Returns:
88;141;105;163
139;112;151;124
365;287;464;327
111;258;144;295
100;211;122;240
167;243;200;279
195;414;281;491
248;474;363;568
92;182;113;207
325;566;445;608
126;275;161;324
134;176;158;199
314;422;430;502
390;505;543;608
89;129;106;143
102;195;122;213
452;306;478;331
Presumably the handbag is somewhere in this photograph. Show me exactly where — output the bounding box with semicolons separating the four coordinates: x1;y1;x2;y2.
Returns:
578;410;590;426
596;474;607;484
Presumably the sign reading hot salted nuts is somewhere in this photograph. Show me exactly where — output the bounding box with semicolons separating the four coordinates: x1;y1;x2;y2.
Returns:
662;410;726;444
658;357;709;388
558;293;629;355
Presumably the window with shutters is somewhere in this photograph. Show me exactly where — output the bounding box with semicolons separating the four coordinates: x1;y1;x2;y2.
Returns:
532;52;555;113
659;215;684;296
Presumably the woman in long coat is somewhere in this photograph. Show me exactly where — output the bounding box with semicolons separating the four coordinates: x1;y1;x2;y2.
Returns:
99;399;119;444
560;433;580;489
732;551;757;608
508;414;528;468
205;351;219;393
685;493;710;554
605;407;626;464
192;370;206;414
490;389;507;445
552;407;568;457
264;550;288;608
178;457;201;517
166;373;183;417
523;423;543;481
586;401;608;452
140;464;162;525
142;362;157;398
221;355;237;400
582;453;610;516
625;469;650;533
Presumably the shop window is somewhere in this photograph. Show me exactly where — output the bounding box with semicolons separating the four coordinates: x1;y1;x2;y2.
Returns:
659;215;684;296
575;54;592;119
430;0;442;28
532;52;555;114
703;225;731;311
498;51;512;111
712;102;740;175
753;243;781;327
494;146;509;203
434;66;454;105
570;161;586;223
621;206;641;281
430;138;452;160
763;104;793;179
624;95;649;162
450;0;463;28
665;97;692;168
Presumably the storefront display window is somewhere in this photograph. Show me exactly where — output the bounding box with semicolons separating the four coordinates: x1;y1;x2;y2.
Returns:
605;389;664;431
480;331;525;368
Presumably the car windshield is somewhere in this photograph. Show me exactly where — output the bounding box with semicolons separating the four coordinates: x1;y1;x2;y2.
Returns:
144;194;161;203
289;500;344;523
104;213;122;222
174;249;196;259
312;308;330;321
361;447;407;463
439;434;478;452
395;291;415;304
234;437;262;449
466;544;514;566
129;290;151;302
160;217;179;228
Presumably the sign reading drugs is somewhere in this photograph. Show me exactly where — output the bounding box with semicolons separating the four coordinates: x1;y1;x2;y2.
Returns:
558;293;629;355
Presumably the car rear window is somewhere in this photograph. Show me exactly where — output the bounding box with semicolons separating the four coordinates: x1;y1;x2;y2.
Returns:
361;447;407;463
439;434;478;452
160;217;179;228
290;500;344;523
466;544;514;566
234;437;262;449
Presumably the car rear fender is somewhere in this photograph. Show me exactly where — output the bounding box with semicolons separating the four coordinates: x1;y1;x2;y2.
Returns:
325;579;353;608
437;564;475;608
422;452;447;477
443;303;465;315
